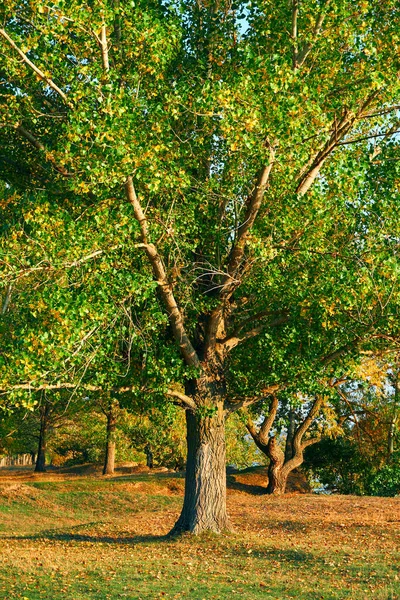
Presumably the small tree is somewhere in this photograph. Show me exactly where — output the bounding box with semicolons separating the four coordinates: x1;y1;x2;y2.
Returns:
247;393;330;494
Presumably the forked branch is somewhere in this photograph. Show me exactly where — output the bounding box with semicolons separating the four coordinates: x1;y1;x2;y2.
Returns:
246;395;279;449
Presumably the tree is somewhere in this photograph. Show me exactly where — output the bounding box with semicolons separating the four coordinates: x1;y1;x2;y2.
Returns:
305;355;400;496
1;0;400;533
246;394;326;494
100;397;120;475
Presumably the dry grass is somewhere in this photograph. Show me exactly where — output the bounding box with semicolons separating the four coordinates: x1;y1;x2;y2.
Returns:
0;466;399;599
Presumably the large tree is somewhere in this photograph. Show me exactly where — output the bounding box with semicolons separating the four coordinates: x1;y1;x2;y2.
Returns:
1;0;400;533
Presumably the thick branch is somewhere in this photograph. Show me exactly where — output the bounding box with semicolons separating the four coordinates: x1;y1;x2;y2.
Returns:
227;153;275;278
295;2;331;69
93;24;110;72
246;395;279;450
301;435;321;449
293;395;323;451
0;28;71;107
204;152;275;356
165;389;197;412
125;177;200;368
1;284;12;314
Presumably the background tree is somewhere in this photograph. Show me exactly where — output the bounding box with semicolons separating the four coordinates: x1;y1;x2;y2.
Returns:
305;355;400;496
0;0;400;533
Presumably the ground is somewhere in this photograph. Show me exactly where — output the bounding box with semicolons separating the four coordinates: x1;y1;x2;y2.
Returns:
0;465;399;600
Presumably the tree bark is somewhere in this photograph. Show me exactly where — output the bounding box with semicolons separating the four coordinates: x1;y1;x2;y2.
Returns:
266;437;288;495
247;396;323;494
172;396;229;534
103;402;117;475
34;404;49;473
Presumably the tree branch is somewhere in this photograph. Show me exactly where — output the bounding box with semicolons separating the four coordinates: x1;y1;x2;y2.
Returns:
282;395;324;474
296;88;382;196
15;124;74;177
204;150;275;357
93;24;110;72
224;384;280;414
1;284;12;314
246;395;279;449
125;177;200;369
221;314;289;353
165;389;197;412
295;1;331;69
0;28;72;107
293;394;323;450
2;244;126;283
292;0;299;69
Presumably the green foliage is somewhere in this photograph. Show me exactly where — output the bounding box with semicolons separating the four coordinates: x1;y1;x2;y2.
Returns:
0;1;400;458
305;438;400;497
366;453;400;498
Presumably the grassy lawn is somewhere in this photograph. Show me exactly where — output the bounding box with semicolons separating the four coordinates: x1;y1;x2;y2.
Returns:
0;467;399;599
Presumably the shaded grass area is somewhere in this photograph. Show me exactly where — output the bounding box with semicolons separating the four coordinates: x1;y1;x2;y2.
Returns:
0;470;399;599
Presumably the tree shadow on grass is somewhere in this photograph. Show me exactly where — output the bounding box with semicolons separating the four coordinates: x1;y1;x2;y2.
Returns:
8;530;170;545
227;474;267;495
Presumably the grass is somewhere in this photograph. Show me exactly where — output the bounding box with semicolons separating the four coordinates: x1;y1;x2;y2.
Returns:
0;466;399;599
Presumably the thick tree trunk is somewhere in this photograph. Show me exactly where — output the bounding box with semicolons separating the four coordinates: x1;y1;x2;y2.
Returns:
266;464;289;495
103;404;117;475
34;406;48;473
265;437;287;494
172;399;229;534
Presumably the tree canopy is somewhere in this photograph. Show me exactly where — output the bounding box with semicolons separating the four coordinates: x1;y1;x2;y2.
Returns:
1;0;400;532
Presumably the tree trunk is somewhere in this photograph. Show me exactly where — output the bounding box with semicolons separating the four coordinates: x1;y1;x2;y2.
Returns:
103;403;117;475
265;437;287;495
172;398;229;534
266;464;289;495
145;444;154;469
34;405;49;473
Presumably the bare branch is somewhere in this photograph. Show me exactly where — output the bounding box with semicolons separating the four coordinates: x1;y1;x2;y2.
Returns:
165;389;197;412
93;24;110;72
125;177;200;369
0;28;72;107
224;384;280;414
